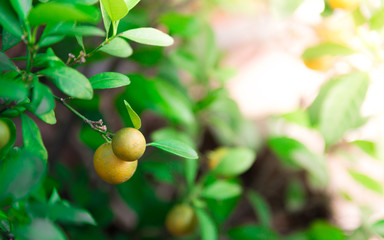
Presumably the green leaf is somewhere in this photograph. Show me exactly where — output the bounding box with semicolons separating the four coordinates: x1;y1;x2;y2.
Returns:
228;225;279;240
302;42;354;60
100;1;111;37
99;37;133;58
160;13;200;37
271;0;305;18
0;77;28;102
21;114;48;161
100;0;128;21
10;0;32;20
372;219;384;237
39;66;93;100
2;29;22;51
0;52;17;72
34;48;65;67
351;140;377;159
28;81;55;115
123;100;141;129
56;25;105;37
89;72;130;89
0;148;45;201
185;158;198;188
195;208;218;240
348;170;383;195
247;191;271;227
213;147;256;177
125;0;140;11
147;139;198;159
202;180;242;201
120;27;174;46
0;118;16;160
369;8;384;30
307;221;344;240
37;109;57;125
28;2;100;26
15;219;66;240
309;72;369;146
79;125;104;149
0;1;23;37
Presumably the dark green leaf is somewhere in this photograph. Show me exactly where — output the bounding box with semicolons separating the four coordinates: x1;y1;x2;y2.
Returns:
195;207;218;240
302;42;354;60
228;225;279;240
89;72;130;89
0;76;28;102
28;81;55;115
123;100;141;129
15;219;66;240
120;27;174;46
10;0;32;20
0;52;17;72
39;66;93;100
0;118;16;160
247;191;271;227
2;28;21;51
0;148;45;201
213;147;256;177
99;37;133;58
147;139;198;159
0;1;23;37
349;170;383;194
28;2;100;26
307;221;345;240
38;22;74;47
21;113;48;161
100;0;128;21
202;180;242;201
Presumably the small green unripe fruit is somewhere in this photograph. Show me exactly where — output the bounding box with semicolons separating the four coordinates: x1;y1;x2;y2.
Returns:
166;204;197;237
111;127;146;162
0;119;11;149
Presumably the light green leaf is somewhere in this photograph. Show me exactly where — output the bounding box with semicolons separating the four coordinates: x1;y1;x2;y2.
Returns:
39;66;93;100
372;219;384;237
271;0;305;18
28;81;55;115
195;208;218;240
147;139;198;159
0;52;17;72
125;0;140;11
247;191;271;227
21;114;48;161
123;100;141;129
100;0;128;21
28;2;100;26
351;140;377;159
99;37;132;58
0;1;23;37
100;1;111;37
228;225;279;240
120;27;174;46
349;170;383;195
213;147;256;177
10;0;32;20
185;158;198;187
37;109;57;125
89;72;130;89
312;72;370;146
302;42;354;60
369;8;384;30
202;180;242;201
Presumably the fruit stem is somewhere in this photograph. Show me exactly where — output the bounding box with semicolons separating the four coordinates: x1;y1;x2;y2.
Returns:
54;96;113;140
